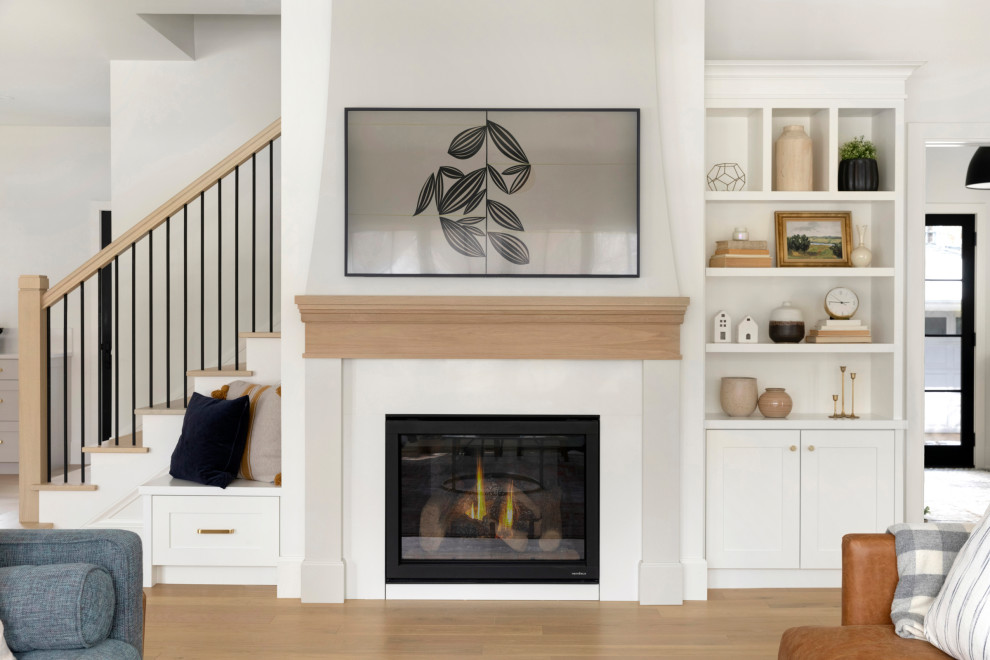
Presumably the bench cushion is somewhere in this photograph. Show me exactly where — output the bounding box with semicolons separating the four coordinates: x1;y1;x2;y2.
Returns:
16;639;141;660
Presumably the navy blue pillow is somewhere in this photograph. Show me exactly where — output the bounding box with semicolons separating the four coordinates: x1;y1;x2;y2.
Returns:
169;392;251;488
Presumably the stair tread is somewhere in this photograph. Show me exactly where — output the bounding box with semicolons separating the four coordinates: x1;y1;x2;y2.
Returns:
32;483;98;491
83;446;150;454
135;399;187;415
239;332;280;338
187;367;254;377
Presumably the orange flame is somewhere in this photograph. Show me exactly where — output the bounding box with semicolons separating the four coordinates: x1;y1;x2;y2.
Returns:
500;480;515;529
469;456;487;520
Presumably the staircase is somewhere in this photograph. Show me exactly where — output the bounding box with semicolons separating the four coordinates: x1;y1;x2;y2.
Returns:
37;333;279;530
18;119;281;529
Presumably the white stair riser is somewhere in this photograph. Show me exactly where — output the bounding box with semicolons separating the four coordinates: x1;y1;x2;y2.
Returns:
243;337;281;383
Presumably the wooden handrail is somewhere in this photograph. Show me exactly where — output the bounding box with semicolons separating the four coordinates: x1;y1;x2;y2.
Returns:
42;118;281;308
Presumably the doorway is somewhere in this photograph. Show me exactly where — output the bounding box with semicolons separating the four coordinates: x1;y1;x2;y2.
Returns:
924;214;975;468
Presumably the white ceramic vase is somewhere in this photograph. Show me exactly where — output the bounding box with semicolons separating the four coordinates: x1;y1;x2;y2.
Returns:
851;225;873;268
775;125;813;191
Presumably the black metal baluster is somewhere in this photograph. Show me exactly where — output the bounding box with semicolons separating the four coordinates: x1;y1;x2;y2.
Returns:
98;268;103;447
166;217;171;408
131;243;136;446
200;191;205;371
235;167;240;370
252;153;256;332
114;256;119;446
46;307;51;481
269;141;274;331
183;205;188;408
148;231;153;408
217;178;222;371
62;295;67;483
80;282;85;482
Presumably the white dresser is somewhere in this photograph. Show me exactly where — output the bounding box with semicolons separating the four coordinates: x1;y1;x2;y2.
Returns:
0;355;19;471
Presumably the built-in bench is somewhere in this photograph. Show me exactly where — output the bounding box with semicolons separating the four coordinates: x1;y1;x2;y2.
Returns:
139;475;281;587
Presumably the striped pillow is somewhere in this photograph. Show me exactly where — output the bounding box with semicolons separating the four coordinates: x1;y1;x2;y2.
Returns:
925;508;990;659
212;381;282;484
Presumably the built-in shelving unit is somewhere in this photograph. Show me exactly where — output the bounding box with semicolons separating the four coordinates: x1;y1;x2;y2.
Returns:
703;62;919;587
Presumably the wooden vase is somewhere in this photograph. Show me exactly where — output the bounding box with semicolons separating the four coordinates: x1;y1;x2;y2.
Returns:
775;125;813;191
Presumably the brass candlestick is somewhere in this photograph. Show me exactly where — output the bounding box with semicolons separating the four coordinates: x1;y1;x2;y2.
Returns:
829;394;840;419
840;366;848;417
849;372;860;419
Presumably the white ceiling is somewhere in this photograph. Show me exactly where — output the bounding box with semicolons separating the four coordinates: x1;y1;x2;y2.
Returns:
0;0;280;126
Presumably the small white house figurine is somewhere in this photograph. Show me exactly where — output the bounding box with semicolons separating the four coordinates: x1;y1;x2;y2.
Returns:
714;311;732;343
737;316;758;343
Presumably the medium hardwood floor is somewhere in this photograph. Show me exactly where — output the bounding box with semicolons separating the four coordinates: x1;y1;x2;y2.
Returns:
144;585;840;659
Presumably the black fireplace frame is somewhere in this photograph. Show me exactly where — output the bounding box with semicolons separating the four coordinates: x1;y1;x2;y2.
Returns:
385;415;600;584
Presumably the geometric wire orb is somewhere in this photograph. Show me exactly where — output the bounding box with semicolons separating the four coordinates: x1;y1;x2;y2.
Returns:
706;162;746;191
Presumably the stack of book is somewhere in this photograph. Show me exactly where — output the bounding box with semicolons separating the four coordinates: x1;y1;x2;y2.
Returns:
708;240;771;268
805;319;872;343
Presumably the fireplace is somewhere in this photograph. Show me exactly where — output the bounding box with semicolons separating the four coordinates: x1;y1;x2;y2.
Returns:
385;415;600;583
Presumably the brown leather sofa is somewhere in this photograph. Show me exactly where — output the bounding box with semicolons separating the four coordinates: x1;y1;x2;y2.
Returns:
778;533;952;659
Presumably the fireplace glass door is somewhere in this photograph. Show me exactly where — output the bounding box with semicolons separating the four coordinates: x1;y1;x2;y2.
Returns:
385;416;599;583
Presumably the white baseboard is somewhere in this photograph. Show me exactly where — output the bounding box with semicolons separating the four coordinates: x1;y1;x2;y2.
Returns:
638;561;684;605
385;583;600;601
300;560;345;603
277;556;303;598
155;565;277;585
708;568;842;589
682;557;709;600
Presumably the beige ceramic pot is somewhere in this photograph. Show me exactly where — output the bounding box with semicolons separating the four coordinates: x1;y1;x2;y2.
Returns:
720;377;758;417
758;387;793;419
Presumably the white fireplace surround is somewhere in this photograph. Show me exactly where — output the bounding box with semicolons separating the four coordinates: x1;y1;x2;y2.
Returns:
299;356;684;603
295;295;688;604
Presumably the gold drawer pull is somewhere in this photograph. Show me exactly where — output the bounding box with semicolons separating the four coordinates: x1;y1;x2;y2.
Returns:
197;529;235;535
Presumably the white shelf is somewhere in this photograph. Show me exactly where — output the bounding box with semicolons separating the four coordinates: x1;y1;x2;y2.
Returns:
705;413;907;431
705;191;896;202
707;267;894;278
707;343;895;354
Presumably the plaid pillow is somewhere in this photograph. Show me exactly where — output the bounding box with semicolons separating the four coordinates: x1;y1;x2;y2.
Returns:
887;522;973;639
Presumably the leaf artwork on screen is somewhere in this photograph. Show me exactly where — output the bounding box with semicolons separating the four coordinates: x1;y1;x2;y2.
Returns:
413;115;532;265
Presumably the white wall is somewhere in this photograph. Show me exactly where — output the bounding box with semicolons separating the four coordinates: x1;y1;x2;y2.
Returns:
0;126;108;338
110;15;281;234
281;0;707;601
705;0;990;124
107;14;281;423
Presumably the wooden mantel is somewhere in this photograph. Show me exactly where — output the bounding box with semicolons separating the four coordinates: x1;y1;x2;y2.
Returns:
296;296;689;360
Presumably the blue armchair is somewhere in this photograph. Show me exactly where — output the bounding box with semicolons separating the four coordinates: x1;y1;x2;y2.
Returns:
0;529;144;659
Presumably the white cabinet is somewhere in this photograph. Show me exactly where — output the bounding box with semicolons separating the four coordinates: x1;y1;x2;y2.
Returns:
707;429;895;570
139;475;281;587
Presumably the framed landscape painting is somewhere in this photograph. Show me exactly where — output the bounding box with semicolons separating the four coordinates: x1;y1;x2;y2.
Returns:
345;108;640;277
774;211;853;267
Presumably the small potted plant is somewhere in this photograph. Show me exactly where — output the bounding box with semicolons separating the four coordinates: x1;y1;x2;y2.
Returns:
838;135;879;191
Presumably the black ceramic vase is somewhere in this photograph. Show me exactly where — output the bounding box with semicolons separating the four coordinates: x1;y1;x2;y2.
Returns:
838;158;879;191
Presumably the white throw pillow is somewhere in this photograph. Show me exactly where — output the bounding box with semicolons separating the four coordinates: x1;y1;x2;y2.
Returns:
0;620;14;660
926;507;990;659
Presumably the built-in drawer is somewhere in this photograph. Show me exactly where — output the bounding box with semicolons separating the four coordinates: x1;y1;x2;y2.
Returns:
152;496;279;567
0;390;17;422
0;361;16;381
0;422;17;463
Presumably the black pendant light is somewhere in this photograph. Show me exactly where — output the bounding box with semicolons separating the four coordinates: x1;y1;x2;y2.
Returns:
965;147;990;189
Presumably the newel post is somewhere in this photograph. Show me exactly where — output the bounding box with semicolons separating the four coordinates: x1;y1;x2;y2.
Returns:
18;275;49;524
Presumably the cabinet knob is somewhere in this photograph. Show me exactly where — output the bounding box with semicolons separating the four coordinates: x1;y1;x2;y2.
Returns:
808;445;815;452
789;445;797;452
0;367;4;372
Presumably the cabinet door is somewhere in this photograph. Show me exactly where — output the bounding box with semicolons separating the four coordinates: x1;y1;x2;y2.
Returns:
707;430;801;568
800;430;895;569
